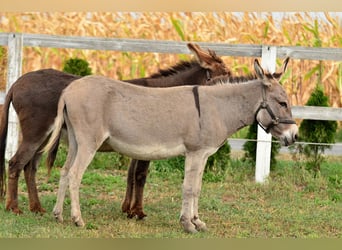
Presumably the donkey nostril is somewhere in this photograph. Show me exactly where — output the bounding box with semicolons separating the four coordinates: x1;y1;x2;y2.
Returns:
294;133;298;141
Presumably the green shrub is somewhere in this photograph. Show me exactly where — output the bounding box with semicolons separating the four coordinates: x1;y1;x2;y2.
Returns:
296;85;337;174
204;142;231;182
62;57;92;76
152;156;184;176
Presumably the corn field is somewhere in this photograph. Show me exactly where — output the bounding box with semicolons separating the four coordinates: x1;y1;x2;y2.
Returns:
0;12;341;107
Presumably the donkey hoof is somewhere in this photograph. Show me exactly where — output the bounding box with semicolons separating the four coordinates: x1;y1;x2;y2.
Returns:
73;217;85;227
7;207;23;215
135;210;147;220
5;202;23;214
180;217;198;233
192;218;208;232
184;224;198;234
53;212;64;223
196;223;208;232
30;206;46;215
75;220;85;227
126;212;135;219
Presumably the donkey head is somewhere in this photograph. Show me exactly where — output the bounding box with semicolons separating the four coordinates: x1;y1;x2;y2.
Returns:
254;57;298;146
187;43;231;82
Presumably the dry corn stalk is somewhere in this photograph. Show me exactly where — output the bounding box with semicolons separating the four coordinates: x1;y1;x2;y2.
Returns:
0;12;340;107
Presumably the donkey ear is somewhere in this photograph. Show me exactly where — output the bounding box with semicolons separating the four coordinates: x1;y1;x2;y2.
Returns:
187;43;204;62
187;43;221;70
254;58;265;79
272;57;290;80
280;57;290;74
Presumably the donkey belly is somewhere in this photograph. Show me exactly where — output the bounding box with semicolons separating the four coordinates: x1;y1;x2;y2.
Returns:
105;137;186;160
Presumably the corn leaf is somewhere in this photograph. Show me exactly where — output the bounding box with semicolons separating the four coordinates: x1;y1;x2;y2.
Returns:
171;17;185;41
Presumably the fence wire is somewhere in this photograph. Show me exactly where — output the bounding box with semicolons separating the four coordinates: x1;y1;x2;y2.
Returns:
227;137;341;148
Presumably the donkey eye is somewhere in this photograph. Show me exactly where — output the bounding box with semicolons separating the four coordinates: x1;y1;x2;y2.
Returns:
279;102;288;108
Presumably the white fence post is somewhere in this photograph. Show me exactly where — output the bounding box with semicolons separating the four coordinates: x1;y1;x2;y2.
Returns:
5;33;23;160
255;46;277;183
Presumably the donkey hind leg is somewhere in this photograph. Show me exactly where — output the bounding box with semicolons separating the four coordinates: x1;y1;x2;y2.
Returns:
68;146;97;227
24;152;46;214
129;160;150;219
6;143;41;214
121;159;137;214
180;151;209;233
52;133;77;223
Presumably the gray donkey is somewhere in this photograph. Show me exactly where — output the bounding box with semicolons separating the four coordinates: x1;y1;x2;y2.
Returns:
44;57;297;233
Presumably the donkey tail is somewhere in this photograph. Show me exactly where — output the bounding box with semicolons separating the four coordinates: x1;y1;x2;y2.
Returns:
43;97;66;157
0;87;14;198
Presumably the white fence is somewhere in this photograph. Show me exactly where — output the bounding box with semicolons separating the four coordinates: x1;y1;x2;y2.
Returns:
0;32;342;183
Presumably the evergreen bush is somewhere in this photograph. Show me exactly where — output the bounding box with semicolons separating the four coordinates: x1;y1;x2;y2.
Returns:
62;57;92;76
296;84;337;174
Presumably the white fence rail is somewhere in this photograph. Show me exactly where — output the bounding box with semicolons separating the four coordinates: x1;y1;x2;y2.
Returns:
1;32;341;183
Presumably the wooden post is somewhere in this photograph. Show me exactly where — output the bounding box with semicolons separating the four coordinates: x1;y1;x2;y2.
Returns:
5;33;23;160
255;46;277;183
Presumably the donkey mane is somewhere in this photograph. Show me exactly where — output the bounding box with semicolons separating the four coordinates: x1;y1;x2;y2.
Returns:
150;60;201;78
207;73;258;85
150;49;223;79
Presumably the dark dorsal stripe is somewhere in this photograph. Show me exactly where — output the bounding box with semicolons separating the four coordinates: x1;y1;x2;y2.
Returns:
192;86;201;117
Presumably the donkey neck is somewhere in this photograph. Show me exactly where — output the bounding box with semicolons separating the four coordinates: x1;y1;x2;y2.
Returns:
205;80;265;134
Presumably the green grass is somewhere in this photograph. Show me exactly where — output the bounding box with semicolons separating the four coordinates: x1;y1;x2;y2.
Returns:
1;146;342;238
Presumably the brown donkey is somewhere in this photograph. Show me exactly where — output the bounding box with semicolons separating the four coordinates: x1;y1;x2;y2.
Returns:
0;43;230;214
44;57;298;233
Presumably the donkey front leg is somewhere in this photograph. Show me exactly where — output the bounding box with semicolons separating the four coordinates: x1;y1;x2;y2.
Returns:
122;159;150;219
180;152;208;233
121;159;137;214
190;161;207;232
129;160;150;219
